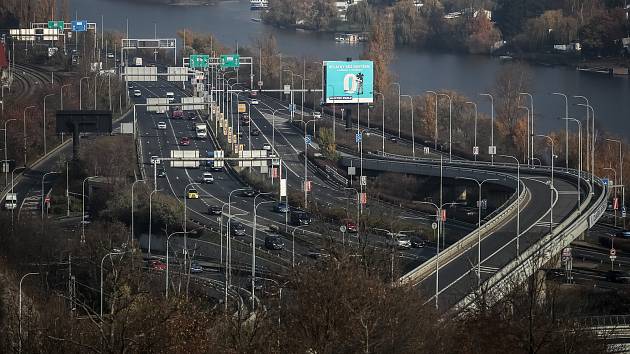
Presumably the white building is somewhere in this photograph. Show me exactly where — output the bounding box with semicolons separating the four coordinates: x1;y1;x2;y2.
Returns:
336;0;366;21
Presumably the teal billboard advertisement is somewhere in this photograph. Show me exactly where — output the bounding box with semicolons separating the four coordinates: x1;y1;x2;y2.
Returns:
324;60;374;104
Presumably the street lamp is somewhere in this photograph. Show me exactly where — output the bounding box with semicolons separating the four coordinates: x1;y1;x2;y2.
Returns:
604;167;619;226
252;192;274;309
131;179;145;245
101;250;129;318
552;92;569;167
304;119;318;207
400;94;415;158
23;105;35;167
519;92;535;164
391;82;401;137
536;134;556;233
166;231;186;298
497;154;521;255
42;93;55;155
148;188;162;256
606;138;624;225
401;201;462;310
19;272;40;354
79;76;90;110
426;90;439;150
457;177;499;286
518;105;530;165
182;182;199;269
438;93;452;161
480;93;495;165
41;171;59;220
60;83;72;110
374;91;385;153
465;101;478;161
327;84;337;142
82;176;99;243
561;118;583;212
575;101;595;191
3;118;16;186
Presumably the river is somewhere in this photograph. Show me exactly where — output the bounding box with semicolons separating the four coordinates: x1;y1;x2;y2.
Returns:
70;0;630;138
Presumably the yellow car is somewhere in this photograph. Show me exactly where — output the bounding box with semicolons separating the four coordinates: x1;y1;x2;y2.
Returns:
186;189;199;199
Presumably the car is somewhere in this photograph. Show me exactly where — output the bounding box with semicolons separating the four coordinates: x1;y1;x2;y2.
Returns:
312;111;322;119
615;230;630;238
606;270;630;283
251;129;260;136
157;121;167;130
265;236;285;250
150;260;166;271
231;222;246;236
208;205;222;215
202;172;214;183
389;235;412;249
291;209;312;226
186;188;199;199
250;99;259;105
342;219;358;233
172;110;184;119
190;263;203;273
179;137;191;146
157;169;167;178
188;111;197;120
166;92;175;102
128;84;134;90
133;89;142;97
410;238;426;248
307;249;330;259
150;156;161;165
274;202;289;213
262;143;272;151
107;52;114;59
242;189;256;197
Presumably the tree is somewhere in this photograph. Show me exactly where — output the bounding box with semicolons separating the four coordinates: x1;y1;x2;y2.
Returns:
346;1;373;31
465;14;502;53
362;12;394;95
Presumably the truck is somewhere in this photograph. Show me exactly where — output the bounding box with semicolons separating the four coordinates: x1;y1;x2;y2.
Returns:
4;193;17;210
133;57;143;66
195;123;207;139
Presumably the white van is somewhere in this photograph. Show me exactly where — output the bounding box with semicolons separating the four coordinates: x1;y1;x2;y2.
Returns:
166;92;175;103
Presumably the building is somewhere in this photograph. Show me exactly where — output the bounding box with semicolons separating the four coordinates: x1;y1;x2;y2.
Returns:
335;0;366;21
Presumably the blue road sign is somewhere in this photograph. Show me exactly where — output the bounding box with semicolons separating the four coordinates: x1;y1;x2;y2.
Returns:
602;178;610;186
355;133;362;143
305;135;312;145
72;20;87;32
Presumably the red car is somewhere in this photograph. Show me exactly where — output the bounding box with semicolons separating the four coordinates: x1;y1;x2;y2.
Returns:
150;260;166;271
342;219;358;233
172;110;184;119
180;137;191;146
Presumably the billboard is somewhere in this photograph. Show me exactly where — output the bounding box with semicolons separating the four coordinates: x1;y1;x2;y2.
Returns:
325;60;373;104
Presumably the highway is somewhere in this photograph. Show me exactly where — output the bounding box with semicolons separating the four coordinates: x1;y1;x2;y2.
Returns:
1;63;609;313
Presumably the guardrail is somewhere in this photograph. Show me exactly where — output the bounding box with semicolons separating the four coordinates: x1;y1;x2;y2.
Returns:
399;180;529;285
452;174;608;313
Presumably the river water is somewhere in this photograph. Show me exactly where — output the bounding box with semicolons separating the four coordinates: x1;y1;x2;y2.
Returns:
71;0;630;138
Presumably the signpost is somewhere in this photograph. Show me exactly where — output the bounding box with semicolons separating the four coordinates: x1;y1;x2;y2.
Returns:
360;175;367;186
423;147;430;155
189;54;210;69
238;103;247;113
324;60;374;104
488;146;497;155
304;135;312;145
355;133;362;144
473;146;479;156
71;20;88;32
47;21;64;30
220;54;240;68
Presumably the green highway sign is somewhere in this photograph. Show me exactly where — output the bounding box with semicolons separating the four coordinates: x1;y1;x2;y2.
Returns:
190;54;210;69
220;54;240;68
47;20;64;30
